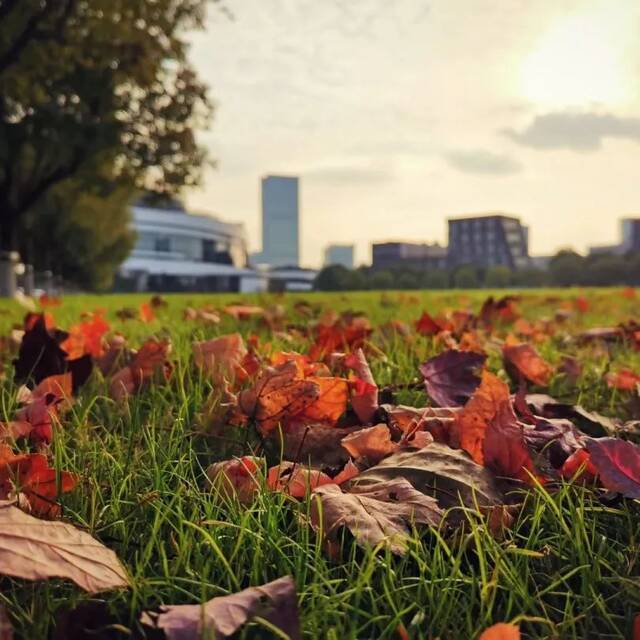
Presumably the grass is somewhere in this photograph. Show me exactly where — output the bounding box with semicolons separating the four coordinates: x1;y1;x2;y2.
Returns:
1;289;640;639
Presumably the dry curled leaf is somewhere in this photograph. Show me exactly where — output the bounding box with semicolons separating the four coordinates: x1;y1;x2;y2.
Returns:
0;501;129;592
311;478;443;554
140;575;300;640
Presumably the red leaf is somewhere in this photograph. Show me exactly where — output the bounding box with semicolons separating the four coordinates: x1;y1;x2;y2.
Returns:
139;302;155;323
606;368;640;391
345;348;379;423
586;438;640;498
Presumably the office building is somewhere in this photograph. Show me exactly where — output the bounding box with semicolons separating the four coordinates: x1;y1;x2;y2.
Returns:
447;214;529;269
371;242;447;270
254;175;300;267
324;244;355;269
589;218;640;256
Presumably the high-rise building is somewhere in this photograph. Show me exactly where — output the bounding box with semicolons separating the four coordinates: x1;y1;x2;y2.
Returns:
324;244;355;269
589;217;640;255
371;242;447;270
255;175;300;267
447;214;529;269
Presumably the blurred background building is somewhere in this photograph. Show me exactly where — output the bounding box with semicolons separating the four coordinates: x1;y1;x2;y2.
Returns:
589;218;640;256
371;242;447;270
324;244;355;269
447;214;530;269
251;175;300;268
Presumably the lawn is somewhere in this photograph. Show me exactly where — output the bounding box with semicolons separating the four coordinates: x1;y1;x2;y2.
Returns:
1;289;640;639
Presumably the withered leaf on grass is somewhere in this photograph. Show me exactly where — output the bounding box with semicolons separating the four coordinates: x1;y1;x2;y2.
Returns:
311;478;443;555
140;575;300;640
109;339;171;401
503;343;553;386
239;361;348;434
192;332;248;384
586;438;640;498
451;371;536;482
419;350;486;407
349;443;504;514
344;348;378;424
0;501;129;592
479;623;521;640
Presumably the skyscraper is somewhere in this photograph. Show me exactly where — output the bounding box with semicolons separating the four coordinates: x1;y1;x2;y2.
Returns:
324;244;355;269
258;175;299;267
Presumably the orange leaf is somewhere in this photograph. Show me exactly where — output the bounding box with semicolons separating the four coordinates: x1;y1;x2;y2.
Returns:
193;333;248;384
503;343;553;386
451;371;535;482
139;302;155;323
606;368;640;391
479;622;520;640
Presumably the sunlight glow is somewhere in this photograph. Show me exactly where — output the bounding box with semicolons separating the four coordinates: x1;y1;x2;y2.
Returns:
520;8;630;107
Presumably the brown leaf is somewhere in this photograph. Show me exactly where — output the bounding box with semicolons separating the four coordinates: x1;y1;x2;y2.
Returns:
0;501;129;592
349;443;505;516
140;575;300;640
341;424;398;464
192;333;248;384
311;478;444;554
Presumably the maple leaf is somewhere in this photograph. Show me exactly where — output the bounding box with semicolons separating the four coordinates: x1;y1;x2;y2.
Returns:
140;575;300;640
503;343;553;386
479;622;521;640
193;333;248;384
0;447;77;517
309;312;372;361
238;361;348;434
61;312;110;359
586;438;640;498
419;350;486;407
310;478;443;555
0;501;129;592
450;371;536;482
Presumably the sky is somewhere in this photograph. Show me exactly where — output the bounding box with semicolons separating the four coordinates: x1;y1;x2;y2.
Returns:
186;0;640;267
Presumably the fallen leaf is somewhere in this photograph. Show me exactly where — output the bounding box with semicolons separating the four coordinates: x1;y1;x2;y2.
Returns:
267;462;334;498
503;343;553;386
415;311;445;336
561;448;597;483
206;456;262;503
193;333;248;384
341;424;398;464
311;478;443;554
223;304;265;320
479;622;520;640
586;438;640;498
419;350;486;407
606;368;640;391
345;348;379;423
140;575;300;640
139;302;155;323
450;371;536;482
348;443;504;515
0;501;129;592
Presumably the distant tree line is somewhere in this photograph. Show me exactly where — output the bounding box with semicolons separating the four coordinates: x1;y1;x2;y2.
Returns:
314;250;640;291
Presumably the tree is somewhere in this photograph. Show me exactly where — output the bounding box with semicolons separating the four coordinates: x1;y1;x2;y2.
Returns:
453;266;479;288
369;270;394;290
422;270;450;289
314;265;352;291
17;172;136;290
0;0;213;284
548;250;585;286
484;266;512;288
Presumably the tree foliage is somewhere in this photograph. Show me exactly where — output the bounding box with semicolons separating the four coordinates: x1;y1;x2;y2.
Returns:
0;0;213;254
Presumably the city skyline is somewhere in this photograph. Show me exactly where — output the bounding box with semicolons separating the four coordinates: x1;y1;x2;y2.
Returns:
186;0;640;267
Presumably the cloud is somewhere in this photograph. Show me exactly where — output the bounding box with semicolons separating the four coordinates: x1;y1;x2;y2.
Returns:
303;163;393;184
445;149;522;176
503;111;640;151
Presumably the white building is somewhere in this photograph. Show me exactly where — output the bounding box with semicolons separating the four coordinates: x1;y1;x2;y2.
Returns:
119;200;253;292
324;244;355;269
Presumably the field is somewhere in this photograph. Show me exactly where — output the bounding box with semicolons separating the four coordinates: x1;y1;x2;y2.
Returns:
1;289;640;640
